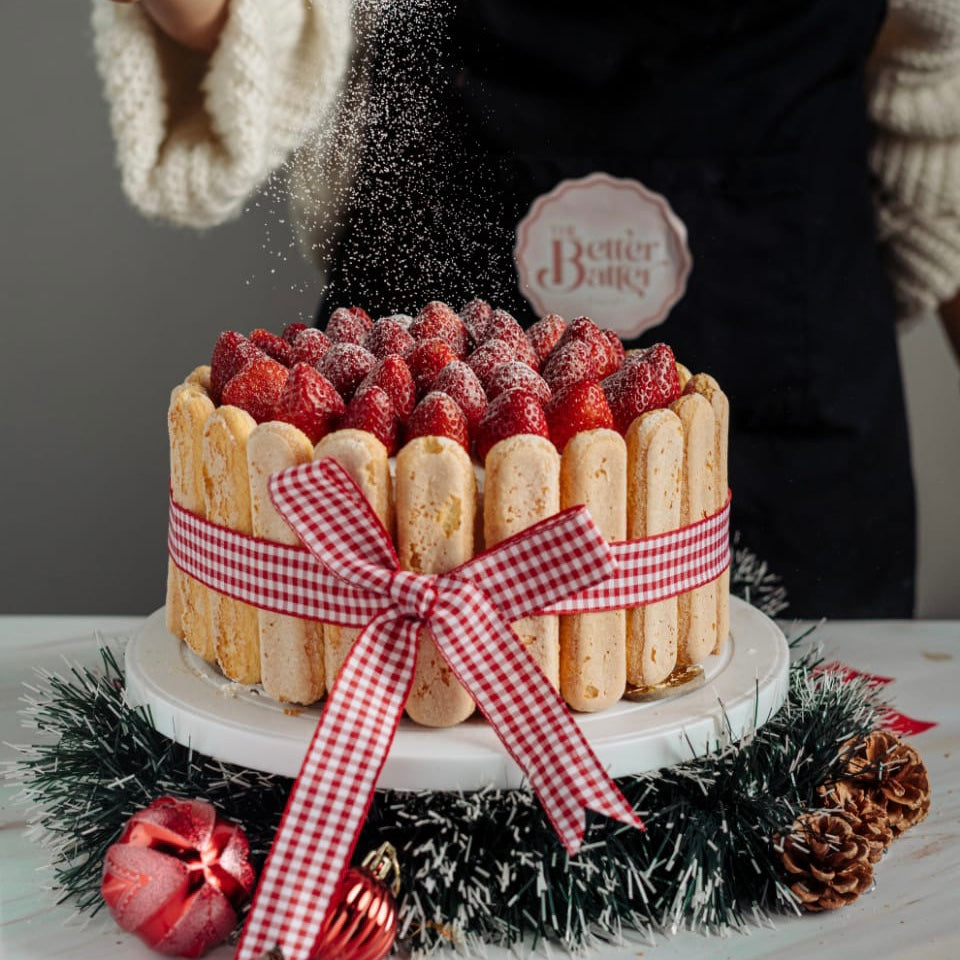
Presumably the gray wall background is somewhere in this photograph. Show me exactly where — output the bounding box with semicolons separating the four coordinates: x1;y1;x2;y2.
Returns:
2;3;958;617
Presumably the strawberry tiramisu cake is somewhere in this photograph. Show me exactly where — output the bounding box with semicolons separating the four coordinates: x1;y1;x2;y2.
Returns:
167;299;729;726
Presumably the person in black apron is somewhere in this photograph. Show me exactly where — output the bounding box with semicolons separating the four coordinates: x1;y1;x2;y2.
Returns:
317;0;916;620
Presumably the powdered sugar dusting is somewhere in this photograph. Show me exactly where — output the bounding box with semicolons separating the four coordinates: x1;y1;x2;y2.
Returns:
485;362;552;404
274;0;513;314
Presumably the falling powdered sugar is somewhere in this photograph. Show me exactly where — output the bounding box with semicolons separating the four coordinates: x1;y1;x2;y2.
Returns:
275;0;515;316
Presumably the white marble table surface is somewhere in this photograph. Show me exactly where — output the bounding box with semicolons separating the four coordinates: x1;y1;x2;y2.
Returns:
1;615;958;960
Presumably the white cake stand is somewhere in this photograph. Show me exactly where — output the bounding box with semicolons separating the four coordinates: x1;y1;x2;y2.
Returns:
124;596;789;790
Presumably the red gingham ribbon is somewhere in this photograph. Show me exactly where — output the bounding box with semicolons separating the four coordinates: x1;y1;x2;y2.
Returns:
213;458;644;960
167;458;731;960
168;490;730;621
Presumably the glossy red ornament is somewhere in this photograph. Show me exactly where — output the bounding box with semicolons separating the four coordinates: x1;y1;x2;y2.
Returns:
101;796;256;957
310;843;401;960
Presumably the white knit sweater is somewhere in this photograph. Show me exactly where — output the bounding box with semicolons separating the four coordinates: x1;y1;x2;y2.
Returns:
92;0;960;320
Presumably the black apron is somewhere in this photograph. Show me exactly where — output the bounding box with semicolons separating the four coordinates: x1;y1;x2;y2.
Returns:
318;0;916;618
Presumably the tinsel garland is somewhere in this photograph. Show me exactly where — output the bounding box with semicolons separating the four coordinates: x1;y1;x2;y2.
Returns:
10;632;882;955
730;532;789;618
8;558;885;955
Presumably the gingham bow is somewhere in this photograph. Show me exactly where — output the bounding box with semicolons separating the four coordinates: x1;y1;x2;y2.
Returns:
388;569;440;619
234;458;643;960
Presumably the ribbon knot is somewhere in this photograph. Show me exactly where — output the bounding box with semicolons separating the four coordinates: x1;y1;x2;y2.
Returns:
388;570;439;622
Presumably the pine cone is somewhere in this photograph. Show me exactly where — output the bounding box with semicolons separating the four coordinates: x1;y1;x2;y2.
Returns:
778;811;874;912
839;730;931;837
820;782;894;863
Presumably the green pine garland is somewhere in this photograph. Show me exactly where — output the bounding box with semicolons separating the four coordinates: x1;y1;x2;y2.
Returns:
8;626;881;955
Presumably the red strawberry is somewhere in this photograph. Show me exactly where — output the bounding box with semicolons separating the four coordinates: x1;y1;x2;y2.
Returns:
250;328;294;367
485;361;552;404
602;329;626;374
432;360;488;431
483;308;522;341
210;331;261;405
345;305;374;332
364;317;415;360
526;313;567;363
340;386;398;454
515;338;541;371
317;343;376;400
541;338;607;391
325;307;369;345
380;312;413;330
280;321;309;345
410;302;469;358
545;380;614;453
405;391;470;452
221;355;289;423
408;338;458;396
273;363;345;444
475;388;550;462
556;317;620;378
556;316;602;349
355;355;416;423
291;328;332;367
460;298;492;343
483;309;539;370
603;343;681;434
466;338;515;390
621;342;678;375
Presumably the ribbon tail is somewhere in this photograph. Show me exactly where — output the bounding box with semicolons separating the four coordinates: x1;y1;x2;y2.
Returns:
538;775;643;855
430;591;642;856
507;704;643;856
235;613;419;960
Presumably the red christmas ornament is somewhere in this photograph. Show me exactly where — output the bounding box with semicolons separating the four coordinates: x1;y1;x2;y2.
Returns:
310;843;401;960
101;796;256;957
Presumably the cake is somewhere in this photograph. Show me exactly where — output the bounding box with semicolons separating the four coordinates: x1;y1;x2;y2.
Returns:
166;300;729;725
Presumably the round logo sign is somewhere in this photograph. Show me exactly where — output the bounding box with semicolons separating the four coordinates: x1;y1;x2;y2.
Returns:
514;173;692;339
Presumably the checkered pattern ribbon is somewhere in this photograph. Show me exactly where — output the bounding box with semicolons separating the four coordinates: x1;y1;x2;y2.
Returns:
167;489;730;621
167;458;731;960
546;495;731;613
201;458;644;960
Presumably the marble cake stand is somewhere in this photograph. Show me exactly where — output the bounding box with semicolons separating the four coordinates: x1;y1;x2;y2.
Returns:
124;596;789;790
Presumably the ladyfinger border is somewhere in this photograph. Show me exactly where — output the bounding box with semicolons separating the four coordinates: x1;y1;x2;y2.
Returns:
165;357;730;717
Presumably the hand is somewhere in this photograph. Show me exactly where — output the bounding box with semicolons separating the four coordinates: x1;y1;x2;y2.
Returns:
940;288;960;365
109;0;229;54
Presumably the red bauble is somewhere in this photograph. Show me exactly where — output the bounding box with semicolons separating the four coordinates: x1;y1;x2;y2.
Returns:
311;843;400;960
101;796;256;958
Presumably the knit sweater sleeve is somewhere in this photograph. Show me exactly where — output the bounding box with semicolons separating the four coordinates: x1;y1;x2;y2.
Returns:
868;0;960;320
90;0;354;228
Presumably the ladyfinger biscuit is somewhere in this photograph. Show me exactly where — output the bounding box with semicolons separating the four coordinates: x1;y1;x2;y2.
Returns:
484;434;561;689
314;429;395;539
685;374;730;654
670;392;717;664
314;429;394;694
202;405;261;684
396;436;476;727
675;362;692;392
184;364;212;394
168;381;215;658
167;382;202;644
559;428;627;711
165;559;185;639
625;409;683;687
248;422;325;705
